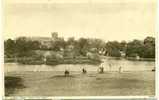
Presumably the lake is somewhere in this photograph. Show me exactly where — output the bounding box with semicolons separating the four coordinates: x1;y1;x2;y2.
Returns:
4;57;155;96
4;57;155;72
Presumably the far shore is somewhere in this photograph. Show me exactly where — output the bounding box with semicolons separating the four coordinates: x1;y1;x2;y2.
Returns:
4;56;102;65
4;56;155;65
101;56;155;61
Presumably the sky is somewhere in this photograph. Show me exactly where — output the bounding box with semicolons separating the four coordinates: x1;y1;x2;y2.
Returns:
4;0;157;41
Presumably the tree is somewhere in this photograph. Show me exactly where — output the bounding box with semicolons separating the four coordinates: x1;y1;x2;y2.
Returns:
126;37;155;58
28;40;41;50
142;37;155;58
105;41;121;57
126;39;144;57
77;38;90;56
120;41;127;52
51;37;66;51
4;39;16;58
88;38;105;54
15;37;40;57
67;37;76;45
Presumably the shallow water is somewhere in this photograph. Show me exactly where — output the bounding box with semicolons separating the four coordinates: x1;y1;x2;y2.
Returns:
6;71;155;96
4;58;155;96
4;58;155;72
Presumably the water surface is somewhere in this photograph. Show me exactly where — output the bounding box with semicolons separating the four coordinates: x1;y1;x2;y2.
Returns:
4;58;155;72
5;58;155;96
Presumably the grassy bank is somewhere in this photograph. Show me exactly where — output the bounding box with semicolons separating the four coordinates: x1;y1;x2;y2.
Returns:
126;57;155;61
4;57;44;65
101;56;155;61
5;76;25;96
4;58;17;63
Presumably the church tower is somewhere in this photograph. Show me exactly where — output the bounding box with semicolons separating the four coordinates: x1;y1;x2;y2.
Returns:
51;32;58;41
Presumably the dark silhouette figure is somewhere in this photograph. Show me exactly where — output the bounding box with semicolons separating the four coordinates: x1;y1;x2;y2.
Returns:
99;67;104;73
152;67;155;71
64;70;70;76
82;68;87;74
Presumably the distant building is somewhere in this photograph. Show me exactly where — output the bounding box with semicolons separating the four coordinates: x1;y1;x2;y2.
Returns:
26;32;60;49
136;55;140;60
120;51;126;57
27;37;52;48
51;32;58;41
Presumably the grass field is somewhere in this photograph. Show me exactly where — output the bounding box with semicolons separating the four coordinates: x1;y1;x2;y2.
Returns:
5;71;155;96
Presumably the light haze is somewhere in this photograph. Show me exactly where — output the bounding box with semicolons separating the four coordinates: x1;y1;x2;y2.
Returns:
4;0;157;41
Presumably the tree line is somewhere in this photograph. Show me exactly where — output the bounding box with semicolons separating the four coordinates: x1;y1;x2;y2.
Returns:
4;36;155;58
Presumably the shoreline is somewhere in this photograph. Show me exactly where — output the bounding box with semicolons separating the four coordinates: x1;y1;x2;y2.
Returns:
101;56;155;61
4;57;102;65
4;56;155;65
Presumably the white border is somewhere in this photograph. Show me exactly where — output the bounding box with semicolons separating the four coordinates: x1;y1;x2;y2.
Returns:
2;95;156;99
0;0;4;99
156;0;159;98
0;0;159;100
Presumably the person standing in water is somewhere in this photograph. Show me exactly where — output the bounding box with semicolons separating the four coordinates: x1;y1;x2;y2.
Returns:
98;62;104;73
64;69;70;76
109;64;112;72
119;66;122;73
100;67;104;73
82;68;87;74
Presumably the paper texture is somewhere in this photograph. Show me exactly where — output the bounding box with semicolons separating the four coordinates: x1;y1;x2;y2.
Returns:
3;0;157;98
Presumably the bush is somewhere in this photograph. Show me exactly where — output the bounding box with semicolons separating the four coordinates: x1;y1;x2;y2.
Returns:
87;52;101;62
5;76;25;96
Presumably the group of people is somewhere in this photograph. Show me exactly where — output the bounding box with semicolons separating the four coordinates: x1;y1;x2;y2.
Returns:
64;68;87;76
64;63;123;76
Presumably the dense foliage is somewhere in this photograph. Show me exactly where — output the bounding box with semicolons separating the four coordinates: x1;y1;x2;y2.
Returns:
4;36;155;58
126;37;155;58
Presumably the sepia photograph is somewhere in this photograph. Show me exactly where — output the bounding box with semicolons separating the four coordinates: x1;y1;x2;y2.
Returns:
4;0;156;97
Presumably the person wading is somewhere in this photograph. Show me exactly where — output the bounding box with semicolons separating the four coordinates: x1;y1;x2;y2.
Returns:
109;64;112;72
82;68;87;74
119;66;122;73
98;62;104;73
64;69;70;76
